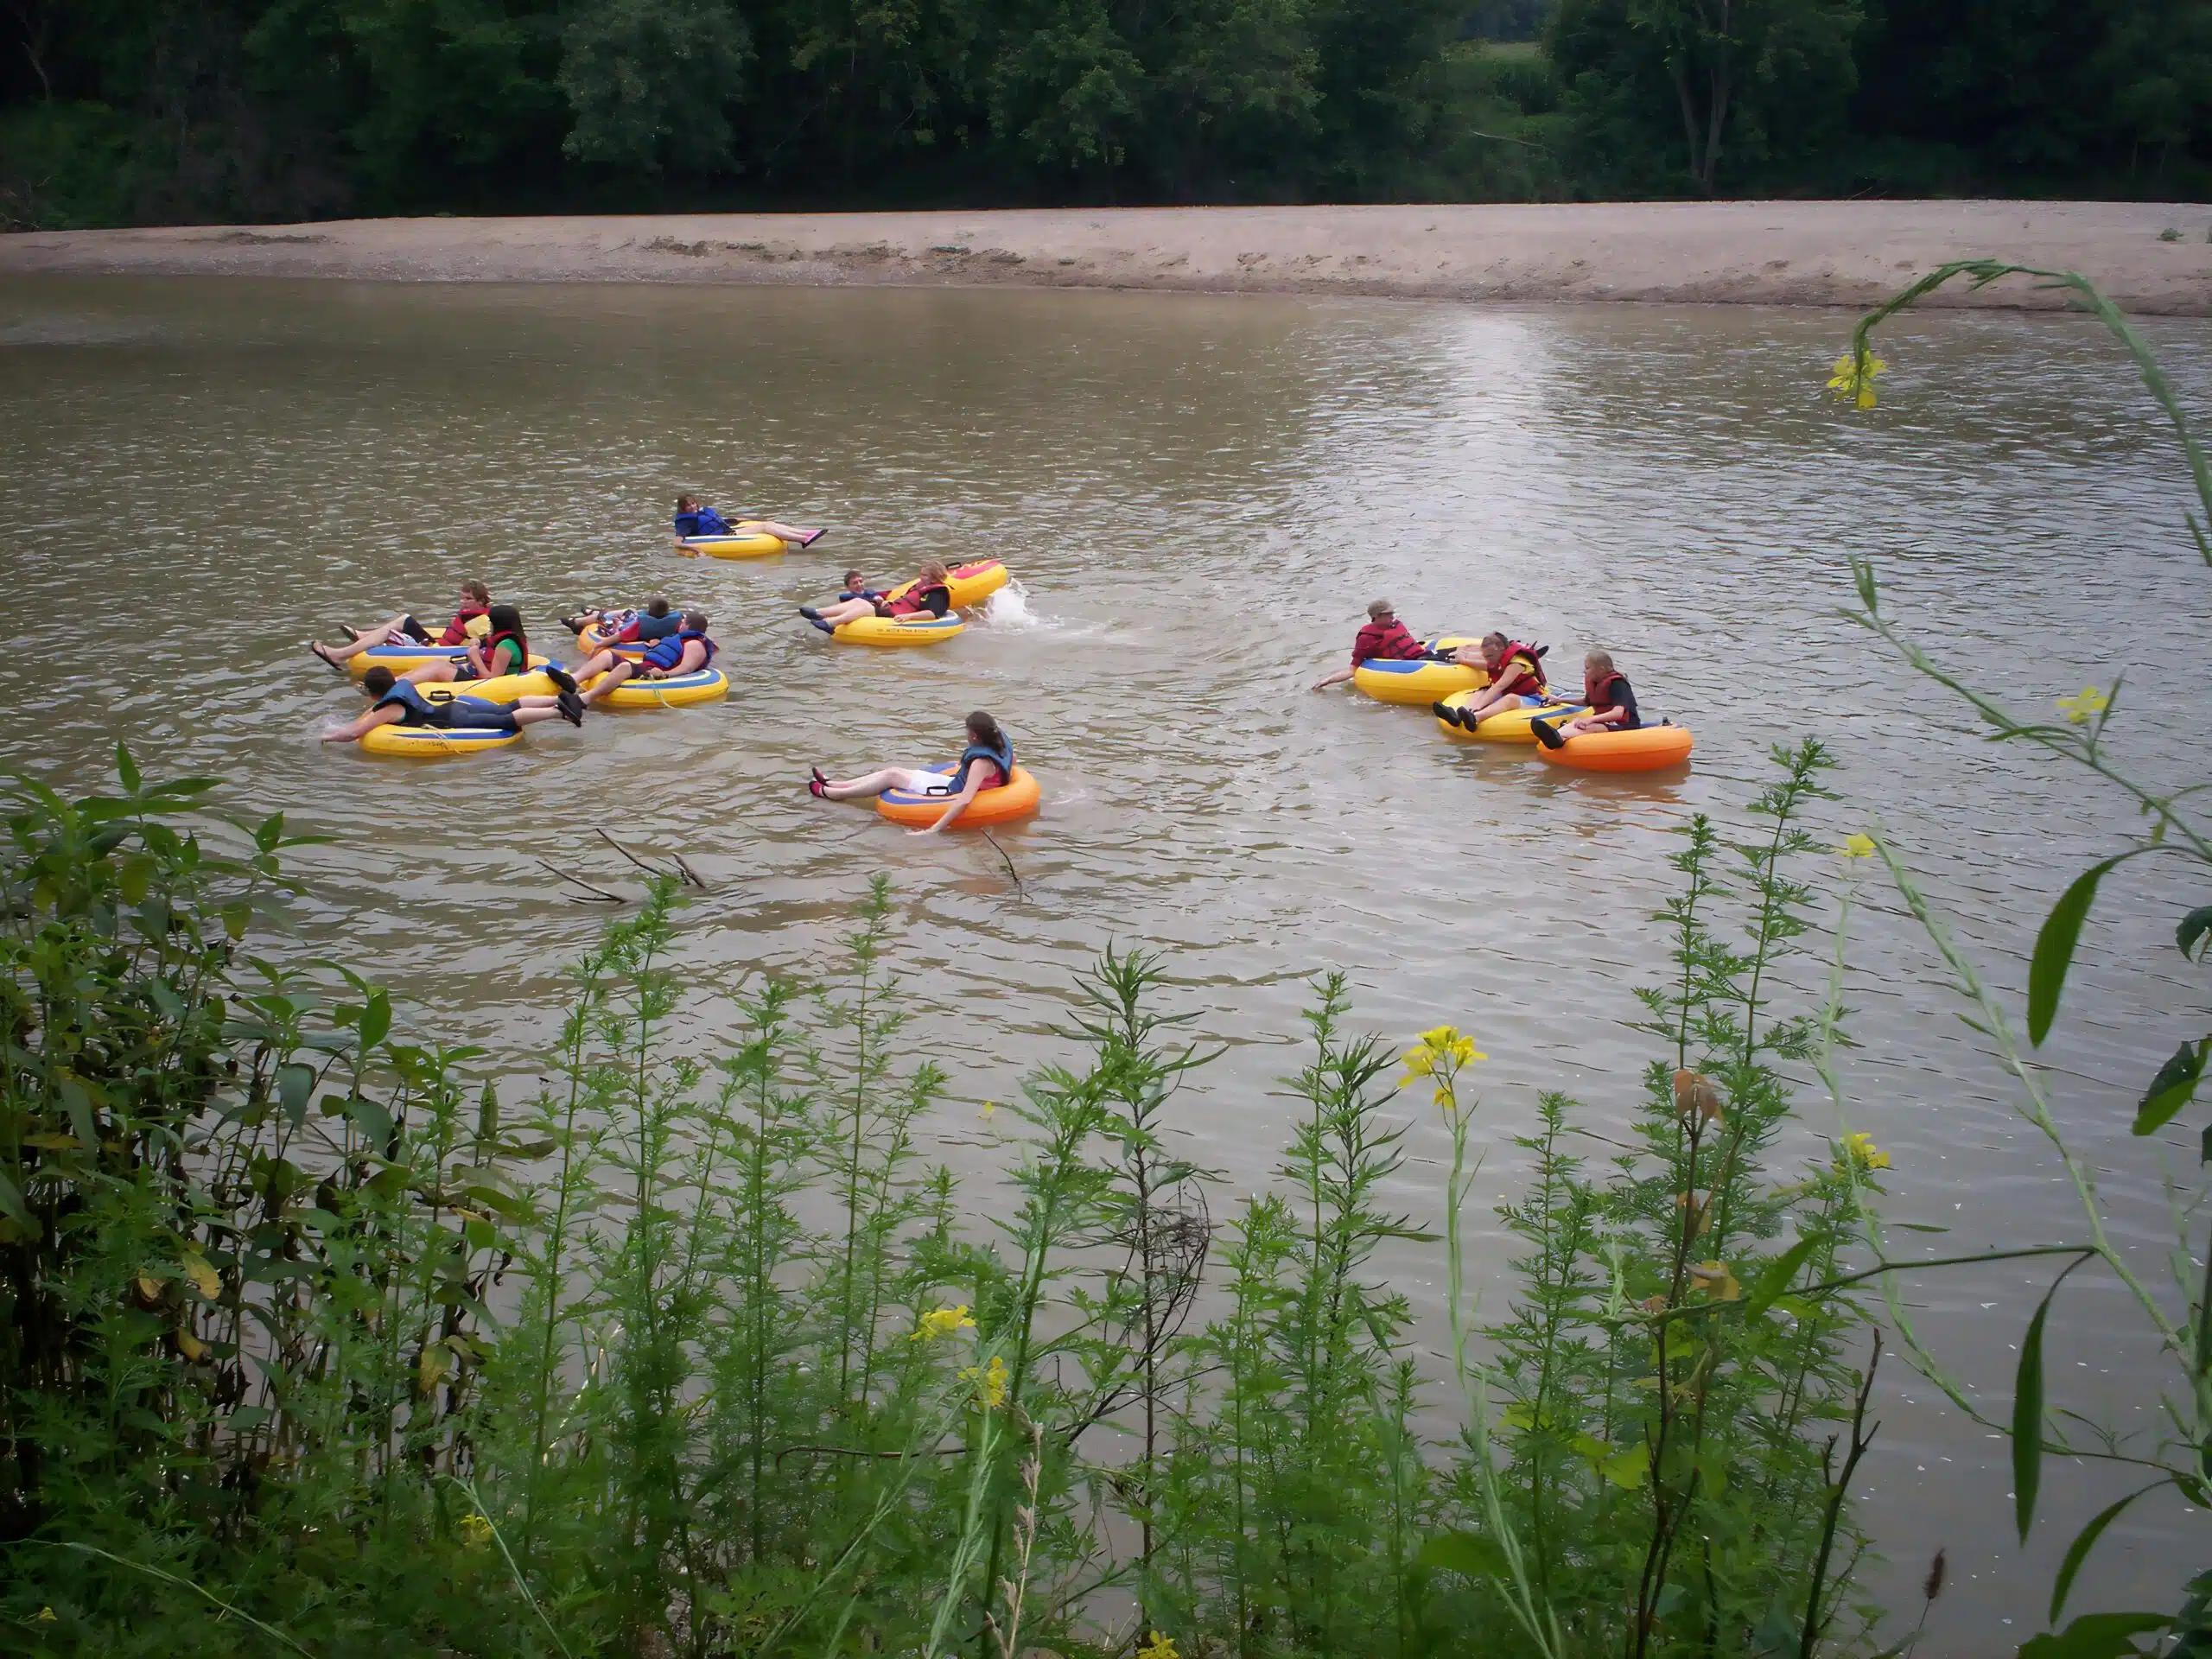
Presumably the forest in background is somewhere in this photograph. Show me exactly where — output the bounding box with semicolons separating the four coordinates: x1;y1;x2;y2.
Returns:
1;0;2209;233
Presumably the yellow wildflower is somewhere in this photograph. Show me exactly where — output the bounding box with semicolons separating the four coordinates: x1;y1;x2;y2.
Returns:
1402;1024;1485;1095
979;1100;997;1120
458;1512;494;1549
959;1353;1010;1410
1826;350;1886;410
1840;833;1876;860
911;1304;976;1343
36;1606;57;1623
1837;1131;1891;1173
1137;1634;1179;1659
2056;686;2109;725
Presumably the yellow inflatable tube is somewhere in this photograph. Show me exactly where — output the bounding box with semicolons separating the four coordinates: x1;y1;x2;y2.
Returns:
347;644;548;678
420;670;559;705
1434;690;1592;743
1352;637;1485;705
359;723;522;759
885;560;1010;610
580;666;730;709
832;613;964;647
681;527;789;560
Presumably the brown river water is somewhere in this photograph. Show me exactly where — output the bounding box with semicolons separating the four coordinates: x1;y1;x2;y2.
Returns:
3;275;2208;1651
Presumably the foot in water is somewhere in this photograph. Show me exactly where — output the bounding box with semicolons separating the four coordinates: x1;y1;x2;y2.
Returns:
1532;719;1565;750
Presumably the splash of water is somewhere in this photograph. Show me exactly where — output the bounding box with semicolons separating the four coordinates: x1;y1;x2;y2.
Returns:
982;580;1044;629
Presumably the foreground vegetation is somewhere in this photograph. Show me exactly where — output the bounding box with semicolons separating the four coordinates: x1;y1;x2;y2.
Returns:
2;0;2205;228
0;734;1907;1656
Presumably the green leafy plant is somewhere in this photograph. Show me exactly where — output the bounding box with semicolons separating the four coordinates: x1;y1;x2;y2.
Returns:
1832;260;2212;1656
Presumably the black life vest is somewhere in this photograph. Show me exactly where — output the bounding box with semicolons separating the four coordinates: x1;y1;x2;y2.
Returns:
642;628;713;672
1496;641;1548;696
372;681;441;728
950;734;1014;793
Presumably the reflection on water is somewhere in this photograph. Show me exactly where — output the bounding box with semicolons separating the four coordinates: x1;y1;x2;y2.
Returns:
3;276;2208;1647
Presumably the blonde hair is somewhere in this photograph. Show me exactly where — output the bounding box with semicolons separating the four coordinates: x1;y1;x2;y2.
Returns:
1586;649;1615;673
917;561;951;584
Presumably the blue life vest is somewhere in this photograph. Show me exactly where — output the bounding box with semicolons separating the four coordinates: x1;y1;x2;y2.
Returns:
642;628;714;672
632;611;683;641
677;506;733;537
372;682;441;727
950;735;1014;793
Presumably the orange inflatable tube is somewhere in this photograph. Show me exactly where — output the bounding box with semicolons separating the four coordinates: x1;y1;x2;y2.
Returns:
875;765;1041;829
1536;725;1694;772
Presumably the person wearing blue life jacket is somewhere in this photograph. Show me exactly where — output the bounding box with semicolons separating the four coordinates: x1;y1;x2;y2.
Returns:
560;595;686;647
836;569;885;604
672;493;823;549
810;711;1015;836
321;666;582;745
571;609;718;706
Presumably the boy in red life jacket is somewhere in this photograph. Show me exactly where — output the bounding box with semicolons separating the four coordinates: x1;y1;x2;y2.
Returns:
308;580;491;671
1436;632;1550;727
1311;600;1437;690
1532;651;1643;748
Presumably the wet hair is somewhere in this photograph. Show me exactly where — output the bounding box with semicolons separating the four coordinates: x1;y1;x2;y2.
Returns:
917;561;951;585
1368;599;1395;620
675;493;699;512
362;666;396;696
966;710;1005;749
1482;631;1510;652
843;570;867;589
645;596;671;617
683;610;709;632
1586;649;1615;674
461;580;490;606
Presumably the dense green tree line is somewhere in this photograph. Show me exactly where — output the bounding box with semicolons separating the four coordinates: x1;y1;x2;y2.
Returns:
1;0;2206;228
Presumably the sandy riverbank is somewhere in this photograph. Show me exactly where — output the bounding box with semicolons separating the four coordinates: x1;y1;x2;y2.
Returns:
6;200;2212;312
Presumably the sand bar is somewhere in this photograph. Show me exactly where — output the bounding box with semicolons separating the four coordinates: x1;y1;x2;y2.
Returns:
5;200;2212;313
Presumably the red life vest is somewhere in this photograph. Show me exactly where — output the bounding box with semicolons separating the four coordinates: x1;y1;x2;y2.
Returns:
479;627;528;677
1588;671;1628;712
1494;641;1547;696
438;603;489;646
883;582;950;619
